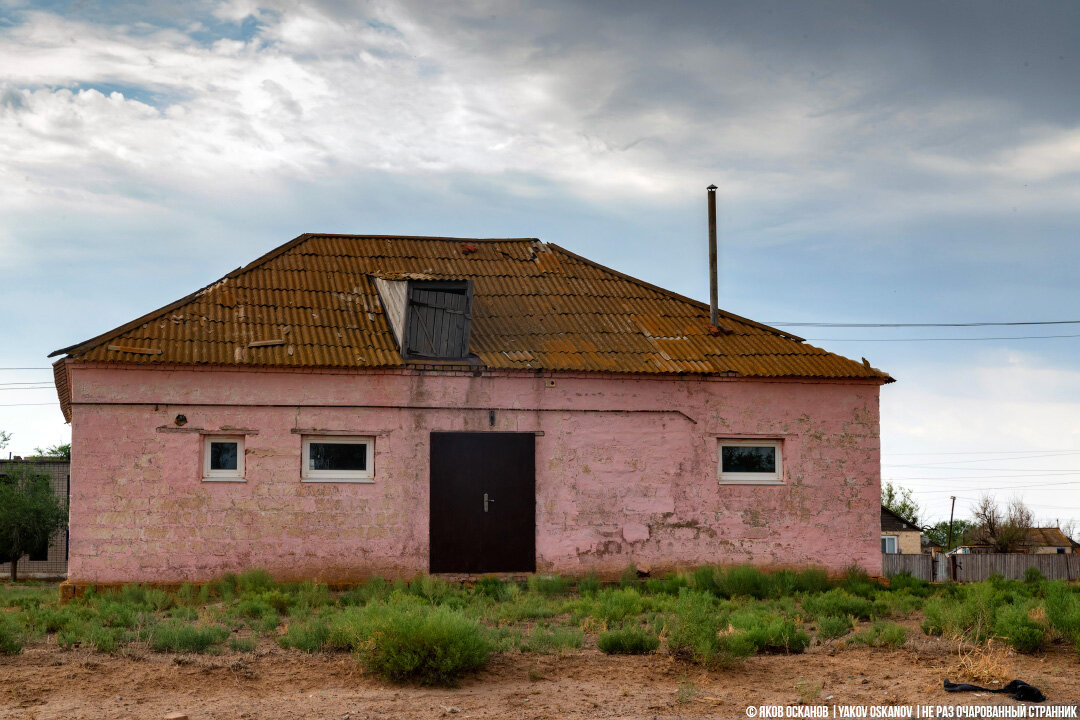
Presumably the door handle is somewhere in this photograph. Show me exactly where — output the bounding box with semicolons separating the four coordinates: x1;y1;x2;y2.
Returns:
484;493;494;512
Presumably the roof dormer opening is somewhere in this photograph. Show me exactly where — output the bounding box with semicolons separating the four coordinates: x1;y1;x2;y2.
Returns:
373;277;474;361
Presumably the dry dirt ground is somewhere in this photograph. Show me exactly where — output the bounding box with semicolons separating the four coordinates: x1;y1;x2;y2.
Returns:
3;632;1078;719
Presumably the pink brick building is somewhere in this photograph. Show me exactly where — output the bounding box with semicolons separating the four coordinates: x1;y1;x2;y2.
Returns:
51;235;892;584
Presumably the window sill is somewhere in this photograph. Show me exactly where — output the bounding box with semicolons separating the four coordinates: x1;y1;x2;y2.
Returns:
202;477;246;483
301;477;375;484
718;479;785;486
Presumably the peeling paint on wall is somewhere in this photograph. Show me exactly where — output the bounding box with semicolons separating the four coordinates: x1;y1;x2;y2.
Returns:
67;366;883;582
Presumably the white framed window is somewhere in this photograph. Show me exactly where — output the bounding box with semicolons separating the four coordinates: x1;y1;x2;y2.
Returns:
718;439;783;484
203;435;245;482
882;535;899;554
302;436;374;483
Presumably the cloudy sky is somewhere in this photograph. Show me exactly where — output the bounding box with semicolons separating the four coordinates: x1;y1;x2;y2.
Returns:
2;0;1079;530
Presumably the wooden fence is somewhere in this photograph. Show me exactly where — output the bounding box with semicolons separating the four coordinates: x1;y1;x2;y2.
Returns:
950;553;1080;582
882;552;1080;582
881;553;934;581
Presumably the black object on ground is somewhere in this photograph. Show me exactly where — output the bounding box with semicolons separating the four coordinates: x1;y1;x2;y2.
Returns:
943;679;1046;703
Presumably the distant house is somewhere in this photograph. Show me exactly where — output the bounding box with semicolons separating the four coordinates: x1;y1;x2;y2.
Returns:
50;234;893;586
951;527;1079;555
0;458;69;578
880;505;922;554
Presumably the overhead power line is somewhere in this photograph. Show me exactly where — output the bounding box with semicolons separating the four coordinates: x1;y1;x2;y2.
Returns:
0;402;58;407
771;320;1080;328
807;333;1080;342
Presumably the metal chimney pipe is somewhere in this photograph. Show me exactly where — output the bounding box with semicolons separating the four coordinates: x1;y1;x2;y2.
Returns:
707;184;719;327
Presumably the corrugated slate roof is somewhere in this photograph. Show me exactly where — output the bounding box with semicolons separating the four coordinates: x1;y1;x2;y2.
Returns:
51;234;891;417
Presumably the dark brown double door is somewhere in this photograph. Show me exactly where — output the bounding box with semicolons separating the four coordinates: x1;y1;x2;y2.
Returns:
429;432;536;574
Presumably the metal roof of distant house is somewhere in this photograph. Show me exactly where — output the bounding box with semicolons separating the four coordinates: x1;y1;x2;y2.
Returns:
50;234;892;418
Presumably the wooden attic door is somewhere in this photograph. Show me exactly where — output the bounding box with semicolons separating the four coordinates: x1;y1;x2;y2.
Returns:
404;281;473;360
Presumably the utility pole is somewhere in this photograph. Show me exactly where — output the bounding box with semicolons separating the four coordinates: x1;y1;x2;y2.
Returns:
946;495;957;551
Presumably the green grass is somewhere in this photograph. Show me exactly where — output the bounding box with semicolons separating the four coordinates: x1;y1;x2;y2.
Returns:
150;621;229;653
597;627;660;654
520;624;583;654
3;565;1080;684
278;618;331;652
0;614;23;654
852;621;907;649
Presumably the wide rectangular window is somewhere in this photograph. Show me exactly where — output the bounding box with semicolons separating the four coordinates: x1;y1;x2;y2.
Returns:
203;436;245;482
302;436;374;482
718;439;783;484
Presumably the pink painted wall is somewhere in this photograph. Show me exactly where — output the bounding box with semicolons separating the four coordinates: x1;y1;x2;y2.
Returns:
66;364;884;582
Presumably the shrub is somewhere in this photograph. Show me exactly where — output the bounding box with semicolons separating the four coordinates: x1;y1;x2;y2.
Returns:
645;573;688;596
993;605;1045;654
358;606;492;686
216;573;240;601
839;565;880;598
593;588;645;624
528;574;571;596
236;597;276;619
597;627;660;654
619;565;641;589
1044;582;1080;647
229;636;256;652
689;566;720;595
521;624;583;654
666;590;753;667
794;567;833;594
473;576;513;601
802;589;874;620
716;565;769;599
254;590;294;614
278;619;330;652
817;615;853;640
852;621;907;649
0;615;22;654
150;621;229;653
1024;566;1045;585
577;574;602;596
737;616;809;654
339;577;390;606
888;572;932;597
494;594;558;623
237;569;277;594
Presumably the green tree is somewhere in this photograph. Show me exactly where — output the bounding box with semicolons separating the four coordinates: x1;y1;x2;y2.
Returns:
32;443;71;460
0;431;10;450
0;464;68;581
881;480;921;526
922;519;975;550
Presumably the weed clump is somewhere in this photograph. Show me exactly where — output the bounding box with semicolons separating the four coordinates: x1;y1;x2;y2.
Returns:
358;606;492;686
666;590;753;667
528;574;571;596
521;624;583;654
0;615;23;654
993;605;1044;654
150;621;229;653
816;615;853;640
852;621;907;649
278;618;331;652
802;589;875;620
597;627;660;654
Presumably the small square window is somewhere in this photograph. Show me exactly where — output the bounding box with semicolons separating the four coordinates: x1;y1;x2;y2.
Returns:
302;436;374;483
718;439;783;484
203;436;245;481
882;535;898;554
